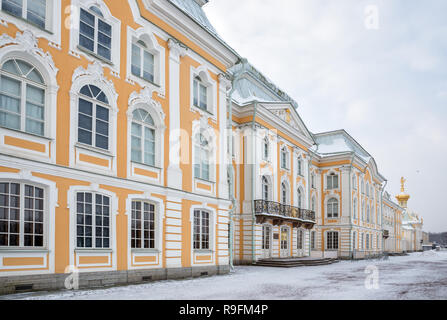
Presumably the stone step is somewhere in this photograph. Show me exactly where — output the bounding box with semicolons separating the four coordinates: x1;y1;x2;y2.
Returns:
253;258;338;268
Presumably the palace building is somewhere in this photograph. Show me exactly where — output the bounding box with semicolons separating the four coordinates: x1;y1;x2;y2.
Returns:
0;0;424;294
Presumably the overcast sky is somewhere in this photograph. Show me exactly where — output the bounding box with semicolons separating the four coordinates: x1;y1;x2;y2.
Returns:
204;0;447;232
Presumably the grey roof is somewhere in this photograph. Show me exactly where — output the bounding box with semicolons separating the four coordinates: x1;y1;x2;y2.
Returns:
230;61;299;108
168;0;218;36
311;130;371;163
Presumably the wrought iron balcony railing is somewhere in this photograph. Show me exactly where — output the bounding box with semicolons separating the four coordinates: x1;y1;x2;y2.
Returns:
254;200;316;222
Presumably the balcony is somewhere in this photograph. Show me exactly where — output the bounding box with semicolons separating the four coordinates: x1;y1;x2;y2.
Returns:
254;200;316;229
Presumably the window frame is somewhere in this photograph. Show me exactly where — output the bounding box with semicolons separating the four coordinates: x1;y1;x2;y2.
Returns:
326;231;339;250
297;229;303;250
326;173;339;190
327;198;339;218
131;40;155;85
194;133;211;182
0;181;46;249
193;209;210;251
0;58;47;137
77;84;111;151
263;136;269;161
78;6;113;63
1;0;49;31
130;108;156;167
130;200;156;250
75;191;111;250
280;146;289;170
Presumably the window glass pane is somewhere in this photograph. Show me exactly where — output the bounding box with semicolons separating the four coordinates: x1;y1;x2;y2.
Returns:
143;51;154;82
95;133;108;150
131;44;141;77
98;19;111;36
98;30;111;49
2;0;22;18
79;35;94;52
2;60;20;75
96;105;109;122
199;84;207;110
193;80;198;107
27;0;46;29
97;45;111;61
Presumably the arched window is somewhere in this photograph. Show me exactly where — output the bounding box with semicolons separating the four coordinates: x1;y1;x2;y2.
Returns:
78;84;110;150
361;180;365;194
79;5;112;61
311;196;316;212
361;200;365;221
280;146;288;169
131;40;155;83
297;157;303;176
327;198;338;218
131;108;155;166
297;188;303;208
0;58;45;136
263;136;269;160
366;183;370;197
352;175;357;189
262;176;269;201
281;182;288;205
353;198;357;219
327;173;339;190
193;76;207;111
311;173;315;189
367;205;370;223
194;133;210;181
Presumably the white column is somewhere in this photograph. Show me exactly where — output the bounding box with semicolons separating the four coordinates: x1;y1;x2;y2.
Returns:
218;74;231;199
167;39;186;190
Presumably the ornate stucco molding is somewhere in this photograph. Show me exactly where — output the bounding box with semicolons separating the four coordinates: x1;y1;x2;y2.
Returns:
0;30;58;77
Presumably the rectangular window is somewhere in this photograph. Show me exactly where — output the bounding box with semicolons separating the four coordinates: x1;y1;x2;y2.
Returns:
327;231;339;250
327;174;339;189
311;231;315;250
131;43;155;83
297;230;303;249
0;182;44;247
2;0;46;29
78;98;109;150
79;8;112;61
131;200;155;249
193;77;208;111
193;209;209;250
76;192;110;249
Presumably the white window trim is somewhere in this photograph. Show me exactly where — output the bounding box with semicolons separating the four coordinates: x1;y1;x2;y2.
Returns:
0;171;56;275
126;26;166;97
127;87;166;183
190;65;217;118
325;195;340;219
189;205;216;266
325;171;339;190
68;0;121;77
67;184;118;271
326;231;339;251
0;0;61;49
0;30;59;163
69;61;118;174
280;146;290;170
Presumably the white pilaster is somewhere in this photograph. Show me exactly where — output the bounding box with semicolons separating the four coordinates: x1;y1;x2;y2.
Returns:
167;39;186;190
218;74;231;199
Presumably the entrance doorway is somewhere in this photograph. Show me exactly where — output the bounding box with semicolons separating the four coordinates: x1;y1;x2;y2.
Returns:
262;225;272;258
280;227;290;257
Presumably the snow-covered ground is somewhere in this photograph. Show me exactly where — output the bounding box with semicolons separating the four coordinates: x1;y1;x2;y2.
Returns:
3;251;447;300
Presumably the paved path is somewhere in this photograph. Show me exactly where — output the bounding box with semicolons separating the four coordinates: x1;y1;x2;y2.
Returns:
2;251;447;300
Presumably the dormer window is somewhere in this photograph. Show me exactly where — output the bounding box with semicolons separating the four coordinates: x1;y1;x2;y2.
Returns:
79;6;112;61
193;76;207;111
2;0;46;29
131;40;155;83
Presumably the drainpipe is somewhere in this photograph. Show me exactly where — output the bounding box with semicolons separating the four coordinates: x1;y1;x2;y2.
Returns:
251;101;258;264
307;154;313;257
226;59;245;271
381;180;388;256
348;153;355;259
